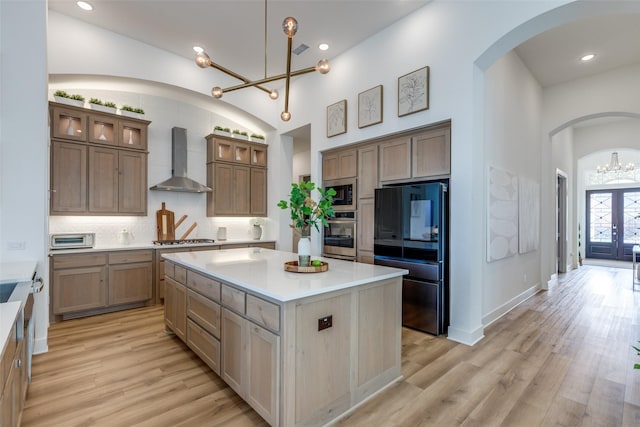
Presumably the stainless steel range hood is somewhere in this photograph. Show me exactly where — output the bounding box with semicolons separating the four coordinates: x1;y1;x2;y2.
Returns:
150;127;212;193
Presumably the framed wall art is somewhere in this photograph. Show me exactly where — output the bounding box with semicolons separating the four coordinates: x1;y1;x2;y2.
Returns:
326;99;347;138
487;165;519;262
398;66;429;117
358;85;383;128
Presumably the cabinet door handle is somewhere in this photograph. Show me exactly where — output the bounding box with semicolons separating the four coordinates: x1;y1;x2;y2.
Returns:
15;359;22;368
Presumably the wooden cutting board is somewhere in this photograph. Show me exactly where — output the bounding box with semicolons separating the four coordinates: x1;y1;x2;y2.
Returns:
156;202;175;241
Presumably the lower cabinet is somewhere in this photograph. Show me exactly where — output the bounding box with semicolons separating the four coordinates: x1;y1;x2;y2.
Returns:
1;320;26;427
165;263;279;426
51;250;153;319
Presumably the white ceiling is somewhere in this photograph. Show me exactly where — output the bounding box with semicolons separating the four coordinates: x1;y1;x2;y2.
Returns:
48;0;431;82
48;2;640;92
515;13;640;87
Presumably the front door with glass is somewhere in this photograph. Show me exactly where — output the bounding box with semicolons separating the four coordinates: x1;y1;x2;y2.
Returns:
586;188;640;261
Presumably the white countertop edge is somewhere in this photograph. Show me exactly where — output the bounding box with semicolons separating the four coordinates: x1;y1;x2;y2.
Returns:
189;266;407;302
48;240;276;255
0;261;37;284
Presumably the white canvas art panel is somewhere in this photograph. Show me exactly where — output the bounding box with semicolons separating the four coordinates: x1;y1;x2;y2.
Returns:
487;166;519;262
518;177;540;254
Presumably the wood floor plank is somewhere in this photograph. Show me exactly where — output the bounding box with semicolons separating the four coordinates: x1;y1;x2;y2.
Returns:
21;264;640;426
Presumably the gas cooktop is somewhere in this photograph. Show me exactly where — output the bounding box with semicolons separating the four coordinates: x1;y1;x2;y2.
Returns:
153;238;215;246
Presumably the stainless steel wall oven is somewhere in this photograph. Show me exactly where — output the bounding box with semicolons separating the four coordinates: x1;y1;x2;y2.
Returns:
322;211;357;260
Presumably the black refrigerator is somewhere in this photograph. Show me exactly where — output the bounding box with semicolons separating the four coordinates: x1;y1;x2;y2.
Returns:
374;181;448;335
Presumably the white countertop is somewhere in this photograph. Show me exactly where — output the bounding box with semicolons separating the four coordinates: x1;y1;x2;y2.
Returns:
0;261;37;284
0;301;20;356
163;248;408;302
49;239;275;255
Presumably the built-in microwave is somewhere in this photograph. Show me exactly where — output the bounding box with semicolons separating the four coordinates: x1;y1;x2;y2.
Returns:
324;178;356;211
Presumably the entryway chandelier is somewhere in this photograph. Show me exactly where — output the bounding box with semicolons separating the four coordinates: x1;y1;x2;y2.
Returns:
194;2;330;122
597;152;635;174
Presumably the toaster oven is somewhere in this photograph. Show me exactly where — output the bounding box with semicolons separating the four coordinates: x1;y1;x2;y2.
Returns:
50;233;95;249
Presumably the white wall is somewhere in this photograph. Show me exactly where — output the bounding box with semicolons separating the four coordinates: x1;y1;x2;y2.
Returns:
481;51;542;325
0;0;49;353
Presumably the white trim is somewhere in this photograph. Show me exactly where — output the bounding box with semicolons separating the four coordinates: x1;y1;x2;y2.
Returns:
482;284;541;328
446;325;484;346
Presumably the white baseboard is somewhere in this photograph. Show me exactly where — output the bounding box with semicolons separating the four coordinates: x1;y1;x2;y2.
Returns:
34;337;48;354
446;324;484;346
482;284;541;328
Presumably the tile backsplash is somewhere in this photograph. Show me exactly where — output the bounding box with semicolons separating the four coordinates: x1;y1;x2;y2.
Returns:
49;216;271;246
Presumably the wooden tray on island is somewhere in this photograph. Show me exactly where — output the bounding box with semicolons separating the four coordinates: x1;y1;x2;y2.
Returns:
284;260;329;273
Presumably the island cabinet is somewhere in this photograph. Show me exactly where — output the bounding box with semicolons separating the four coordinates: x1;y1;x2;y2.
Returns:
49;101;150;216
1;320;26;427
50;250;153;320
163;249;405;427
205;134;268;217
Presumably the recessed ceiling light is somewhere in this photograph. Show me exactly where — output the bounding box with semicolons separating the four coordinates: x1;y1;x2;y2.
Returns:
581;53;596;62
76;1;93;11
193;46;204;53
319;43;329;51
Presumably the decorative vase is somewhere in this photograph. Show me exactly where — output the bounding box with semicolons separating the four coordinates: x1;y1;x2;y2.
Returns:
252;224;262;240
298;230;311;267
66;116;75;136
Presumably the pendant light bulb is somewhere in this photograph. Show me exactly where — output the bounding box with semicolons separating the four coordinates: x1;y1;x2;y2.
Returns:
281;111;291;121
195;51;211;68
211;87;223;99
269;89;279;100
316;59;331;74
282;17;298;38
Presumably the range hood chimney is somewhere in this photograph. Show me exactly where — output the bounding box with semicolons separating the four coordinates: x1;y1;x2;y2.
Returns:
150;127;212;193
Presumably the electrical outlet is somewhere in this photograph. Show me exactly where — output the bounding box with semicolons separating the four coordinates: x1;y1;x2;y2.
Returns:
7;241;26;250
318;315;332;331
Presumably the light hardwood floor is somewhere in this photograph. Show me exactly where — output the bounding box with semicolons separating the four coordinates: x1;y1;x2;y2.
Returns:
22;265;640;426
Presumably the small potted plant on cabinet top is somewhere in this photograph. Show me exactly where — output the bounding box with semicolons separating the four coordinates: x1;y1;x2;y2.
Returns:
213;126;231;137
88;98;117;114
232;129;249;140
54;90;85;107
250;133;266;143
120;105;145;119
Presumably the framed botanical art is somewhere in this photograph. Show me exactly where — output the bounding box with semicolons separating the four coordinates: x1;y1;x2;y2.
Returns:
358;85;383;128
326;99;347;138
398;66;429;117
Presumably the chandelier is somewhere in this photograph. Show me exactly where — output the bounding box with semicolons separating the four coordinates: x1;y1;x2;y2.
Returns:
597;152;635;174
194;4;330;122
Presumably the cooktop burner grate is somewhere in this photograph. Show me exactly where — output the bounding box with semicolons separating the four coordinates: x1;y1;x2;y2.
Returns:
153;238;215;246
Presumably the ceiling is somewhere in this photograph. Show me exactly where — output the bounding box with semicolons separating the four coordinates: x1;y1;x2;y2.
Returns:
48;2;640;92
48;0;431;83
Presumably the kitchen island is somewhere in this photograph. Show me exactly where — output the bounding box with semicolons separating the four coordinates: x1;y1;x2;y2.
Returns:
162;248;407;427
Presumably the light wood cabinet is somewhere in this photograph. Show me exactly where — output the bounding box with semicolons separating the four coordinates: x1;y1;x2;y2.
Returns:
108;250;153;306
358;145;378;199
0;321;24;427
164;276;187;341
50;141;87;214
379;137;412;182
358;198;375;255
51;250;153;319
206;134;268;217
49;102;150;216
322;148;357;180
246;322;279;425
411;127;451;178
221;307;246;396
187;318;221;375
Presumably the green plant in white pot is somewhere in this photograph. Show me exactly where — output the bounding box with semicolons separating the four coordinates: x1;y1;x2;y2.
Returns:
277;181;336;266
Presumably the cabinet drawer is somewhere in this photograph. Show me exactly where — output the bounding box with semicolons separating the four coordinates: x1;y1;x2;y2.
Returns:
187;318;220;375
174;265;186;284
164;261;174;279
246;294;280;332
187;270;220;302
221;284;245;314
109;250;152;264
187;289;221;339
53;253;107;269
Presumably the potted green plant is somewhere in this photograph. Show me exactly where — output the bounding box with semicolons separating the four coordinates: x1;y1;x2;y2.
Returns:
120;105;145;119
213;125;231;137
250;133;265;143
277;181;336;266
232;129;249;140
54;90;85;107
88;98;117;114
